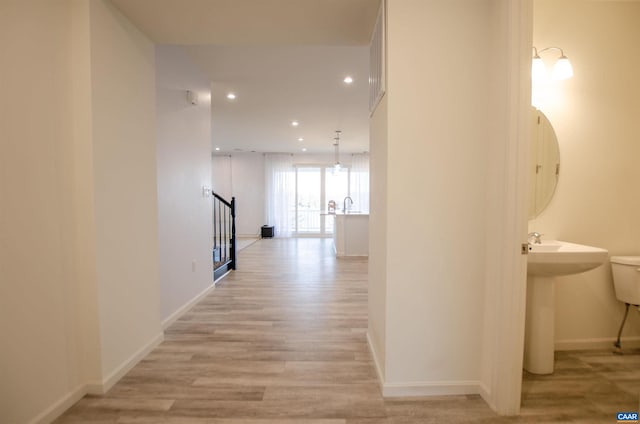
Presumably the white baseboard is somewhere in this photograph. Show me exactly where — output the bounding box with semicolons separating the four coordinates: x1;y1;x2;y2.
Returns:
478;382;492;407
87;332;164;395
162;283;216;330
28;383;87;424
366;331;384;387
366;331;480;398
555;336;640;351
28;332;165;422
382;380;482;398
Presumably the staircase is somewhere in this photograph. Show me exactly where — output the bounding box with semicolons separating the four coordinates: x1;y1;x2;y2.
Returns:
212;192;236;280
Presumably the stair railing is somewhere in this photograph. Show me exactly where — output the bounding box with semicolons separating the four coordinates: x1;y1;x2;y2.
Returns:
212;192;236;280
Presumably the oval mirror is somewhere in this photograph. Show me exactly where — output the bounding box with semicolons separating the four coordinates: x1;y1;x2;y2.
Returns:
528;108;560;219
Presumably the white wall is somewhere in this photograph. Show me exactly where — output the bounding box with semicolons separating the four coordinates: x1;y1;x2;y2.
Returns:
90;0;163;381
156;45;214;324
532;0;640;348
384;0;490;384
0;2;86;422
230;153;265;236
368;1;529;407
212;155;232;200
368;95;388;378
212;153;264;236
1;1;165;422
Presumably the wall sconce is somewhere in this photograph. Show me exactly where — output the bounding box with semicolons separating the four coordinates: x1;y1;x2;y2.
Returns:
532;47;574;81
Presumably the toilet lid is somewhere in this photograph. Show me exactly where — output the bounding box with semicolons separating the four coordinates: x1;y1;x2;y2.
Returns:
610;256;640;266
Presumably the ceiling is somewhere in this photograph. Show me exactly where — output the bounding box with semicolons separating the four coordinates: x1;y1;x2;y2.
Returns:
110;0;380;154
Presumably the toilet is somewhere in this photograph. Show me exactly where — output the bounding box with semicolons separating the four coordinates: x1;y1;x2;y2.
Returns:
610;256;640;305
610;256;640;352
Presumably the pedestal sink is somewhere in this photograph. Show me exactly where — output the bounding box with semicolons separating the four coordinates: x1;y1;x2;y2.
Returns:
525;240;608;374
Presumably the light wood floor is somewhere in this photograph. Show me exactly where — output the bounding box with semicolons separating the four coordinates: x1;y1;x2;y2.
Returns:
55;238;639;423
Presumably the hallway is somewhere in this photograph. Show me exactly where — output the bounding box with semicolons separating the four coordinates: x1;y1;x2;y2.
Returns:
55;238;634;423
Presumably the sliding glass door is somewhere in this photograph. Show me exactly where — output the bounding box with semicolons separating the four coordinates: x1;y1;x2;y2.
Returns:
293;166;353;236
295;167;322;234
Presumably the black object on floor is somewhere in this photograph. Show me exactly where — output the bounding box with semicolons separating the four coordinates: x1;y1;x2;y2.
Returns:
261;225;274;238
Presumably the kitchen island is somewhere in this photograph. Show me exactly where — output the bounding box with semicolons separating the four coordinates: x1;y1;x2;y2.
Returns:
332;212;369;257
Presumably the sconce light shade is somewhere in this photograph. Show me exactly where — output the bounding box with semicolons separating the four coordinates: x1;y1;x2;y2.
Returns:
532;56;547;82
552;56;574;80
532;46;573;82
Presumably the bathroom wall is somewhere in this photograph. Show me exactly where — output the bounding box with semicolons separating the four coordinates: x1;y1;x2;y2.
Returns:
532;0;640;348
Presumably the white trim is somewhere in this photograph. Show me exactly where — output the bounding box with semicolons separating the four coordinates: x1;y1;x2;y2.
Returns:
28;333;165;422
479;382;492;405
367;332;481;399
366;331;384;388
369;0;386;115
382;380;482;398
556;336;640;351
87;332;164;395
162;282;216;330
27;384;87;424
85;380;107;395
214;269;232;282
484;0;532;416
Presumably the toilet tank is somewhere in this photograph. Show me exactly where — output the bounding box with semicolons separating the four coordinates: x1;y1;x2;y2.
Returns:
610;256;640;305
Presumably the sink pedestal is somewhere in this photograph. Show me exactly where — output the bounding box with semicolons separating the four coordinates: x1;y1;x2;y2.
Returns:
525;240;608;374
524;276;555;374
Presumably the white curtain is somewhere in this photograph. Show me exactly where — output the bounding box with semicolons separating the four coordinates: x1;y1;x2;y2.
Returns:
350;153;370;213
265;154;295;237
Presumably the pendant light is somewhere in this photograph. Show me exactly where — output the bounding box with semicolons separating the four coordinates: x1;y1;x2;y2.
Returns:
333;130;342;175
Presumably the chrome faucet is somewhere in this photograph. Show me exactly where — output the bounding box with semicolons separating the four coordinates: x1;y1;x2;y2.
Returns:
343;196;353;213
528;232;542;244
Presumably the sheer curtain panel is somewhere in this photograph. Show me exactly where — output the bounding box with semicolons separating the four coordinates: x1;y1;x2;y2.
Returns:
350;153;370;213
264;154;295;237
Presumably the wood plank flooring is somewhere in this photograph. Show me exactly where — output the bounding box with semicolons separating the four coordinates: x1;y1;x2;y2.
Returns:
55;238;639;423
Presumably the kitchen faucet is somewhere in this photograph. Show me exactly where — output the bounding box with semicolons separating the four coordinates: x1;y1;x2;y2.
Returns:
343;196;353;213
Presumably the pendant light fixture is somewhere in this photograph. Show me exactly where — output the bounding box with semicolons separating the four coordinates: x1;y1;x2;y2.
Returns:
333;130;342;175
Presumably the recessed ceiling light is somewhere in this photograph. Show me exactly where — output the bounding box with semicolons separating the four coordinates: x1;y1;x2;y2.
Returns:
298;137;304;142
215;147;220;151
343;76;353;84
302;148;307;152
226;93;236;100
291;120;299;127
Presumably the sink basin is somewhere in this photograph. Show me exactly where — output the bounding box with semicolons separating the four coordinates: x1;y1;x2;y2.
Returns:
524;239;608;375
527;240;609;277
